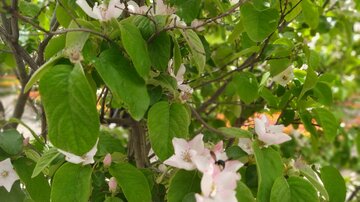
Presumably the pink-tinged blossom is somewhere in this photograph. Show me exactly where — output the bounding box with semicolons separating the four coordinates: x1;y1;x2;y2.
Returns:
76;0;138;21
108;177;117;193
255;115;291;146
195;162;241;202
58;139;99;165
103;153;112;167
272;66;294;86
164;134;207;170
238;138;253;154
0;158;19;192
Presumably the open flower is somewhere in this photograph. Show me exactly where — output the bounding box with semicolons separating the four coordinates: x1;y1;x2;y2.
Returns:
272;66;294;86
255;115;291;146
164;134;207;170
76;0;138;21
0;158;19;192
58;139;99;165
195;163;240;202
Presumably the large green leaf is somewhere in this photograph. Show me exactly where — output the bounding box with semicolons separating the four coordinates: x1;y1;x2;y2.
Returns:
320;166;346;202
32;147;61;178
147;101;190;161
253;141;284;202
181;29;206;74
51;163;92;202
109;163;152;202
301;0;319;29
0;129;23;155
167;170;201;202
13;158;51;202
313;108;338;142
270;176;319;202
241;3;280;42
39;64;99;155
232;72;259;104
120;22;151;78
236;181;256;202
94;48;150;120
148;32;171;71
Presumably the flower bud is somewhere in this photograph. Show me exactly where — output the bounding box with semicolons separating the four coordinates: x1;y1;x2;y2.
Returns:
108;177;117;193
103;153;112;167
23;137;30;147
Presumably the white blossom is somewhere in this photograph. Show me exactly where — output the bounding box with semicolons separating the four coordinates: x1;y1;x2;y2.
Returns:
272;66;294;86
0;158;19;192
58;139;99;165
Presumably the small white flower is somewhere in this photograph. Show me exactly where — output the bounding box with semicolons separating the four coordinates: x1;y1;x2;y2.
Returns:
168;60;193;100
272;66;294;86
237;138;253;154
58;139;99;165
255;115;291;146
154;0;176;15
0;158;19;192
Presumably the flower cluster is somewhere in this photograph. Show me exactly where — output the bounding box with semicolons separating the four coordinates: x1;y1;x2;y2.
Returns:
164;134;242;202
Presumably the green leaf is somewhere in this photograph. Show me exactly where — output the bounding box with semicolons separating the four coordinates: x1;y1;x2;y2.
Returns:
270;176;319;202
236;181;256;202
299;67;318;100
313;108;338;142
0;129;23;155
299;165;329;200
232;72;259;104
109;163;152;202
241;3;280;42
259;87;278;108
39;64;99;155
301;0;319;29
51;163;92;202
148;101;190;161
65;21;90;50
19;1;40;17
313;82;332;106
218;127;253;138
172;0;201;23
269;58;291;76
44;35;66;60
105;197;124;202
320;166;346;202
167;170;201;202
94;48;150;120
24;52;63;92
0;181;25;202
148;32;171;71
13;158;51;202
181;29;206;74
120;22;151;78
172;34;182;72
55;4;72;27
253;141;284;202
32;148;61;178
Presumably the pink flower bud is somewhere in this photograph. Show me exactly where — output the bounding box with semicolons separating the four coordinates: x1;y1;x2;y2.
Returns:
23;137;30;147
103;153;112;167
108;177;117;193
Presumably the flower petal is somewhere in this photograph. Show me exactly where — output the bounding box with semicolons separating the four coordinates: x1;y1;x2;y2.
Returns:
76;0;99;19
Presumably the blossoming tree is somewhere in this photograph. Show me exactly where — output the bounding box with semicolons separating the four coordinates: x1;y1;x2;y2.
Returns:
0;0;358;201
